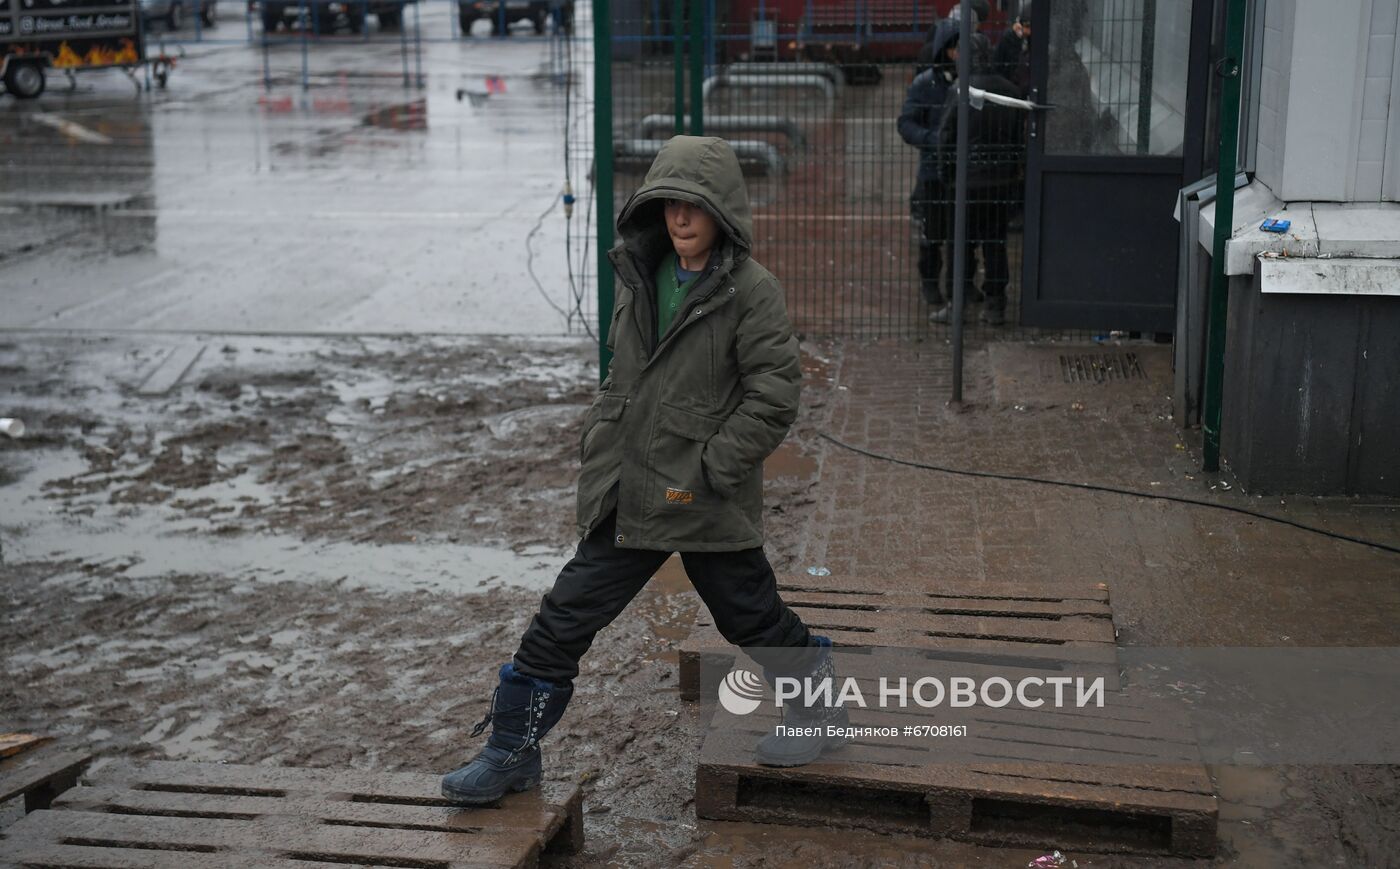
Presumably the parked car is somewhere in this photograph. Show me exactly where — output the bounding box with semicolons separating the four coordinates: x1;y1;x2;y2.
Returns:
458;0;560;36
259;0;412;33
141;0;217;30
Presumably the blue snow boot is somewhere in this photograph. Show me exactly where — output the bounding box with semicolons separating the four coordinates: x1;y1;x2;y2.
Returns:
755;636;853;767
440;663;573;805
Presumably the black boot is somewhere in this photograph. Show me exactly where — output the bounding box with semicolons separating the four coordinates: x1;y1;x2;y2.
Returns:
440;663;572;805
755;637;853;767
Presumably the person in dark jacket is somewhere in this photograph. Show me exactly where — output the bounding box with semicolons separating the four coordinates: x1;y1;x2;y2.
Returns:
440;136;851;806
899;19;976;316
991;1;1032;96
937;63;1025;325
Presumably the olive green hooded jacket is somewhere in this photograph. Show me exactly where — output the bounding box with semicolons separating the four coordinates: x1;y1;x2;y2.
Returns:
575;136;801;551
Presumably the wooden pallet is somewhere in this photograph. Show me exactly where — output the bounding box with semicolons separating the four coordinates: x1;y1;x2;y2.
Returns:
0;760;583;869
696;696;1217;857
0;737;92;815
679;577;1118;700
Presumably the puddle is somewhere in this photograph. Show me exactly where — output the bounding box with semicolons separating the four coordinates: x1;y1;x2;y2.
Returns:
763;441;818;482
3;447;566;594
2;522;566;594
633;555;700;667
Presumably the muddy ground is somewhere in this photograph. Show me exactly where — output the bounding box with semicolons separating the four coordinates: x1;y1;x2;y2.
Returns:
3;332;1400;867
0;332;867;865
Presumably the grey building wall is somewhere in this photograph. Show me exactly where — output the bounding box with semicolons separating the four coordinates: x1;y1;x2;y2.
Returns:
1222;270;1400;496
1250;0;1400;202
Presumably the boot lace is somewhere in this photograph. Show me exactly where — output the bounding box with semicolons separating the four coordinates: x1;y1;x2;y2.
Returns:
469;685;499;738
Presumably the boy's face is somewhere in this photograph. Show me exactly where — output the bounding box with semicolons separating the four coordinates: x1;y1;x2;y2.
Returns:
663;198;720;265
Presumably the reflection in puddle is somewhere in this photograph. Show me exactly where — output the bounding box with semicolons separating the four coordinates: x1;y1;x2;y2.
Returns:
4;523;566;594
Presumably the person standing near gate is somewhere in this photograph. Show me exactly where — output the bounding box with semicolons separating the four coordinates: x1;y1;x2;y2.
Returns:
899;19;978;322
992;2;1033;96
938;31;1026;326
440;136;850;805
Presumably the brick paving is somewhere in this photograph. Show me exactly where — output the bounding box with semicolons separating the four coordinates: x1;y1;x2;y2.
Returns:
797;339;1400;647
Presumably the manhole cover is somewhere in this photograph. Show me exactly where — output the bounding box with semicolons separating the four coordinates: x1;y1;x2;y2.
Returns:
988;344;1169;406
1056;351;1147;384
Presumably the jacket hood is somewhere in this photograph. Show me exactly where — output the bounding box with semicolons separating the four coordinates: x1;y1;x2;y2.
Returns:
928;20;960;72
614;136;754;263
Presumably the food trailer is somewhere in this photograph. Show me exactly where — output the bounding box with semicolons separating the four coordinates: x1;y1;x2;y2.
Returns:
1;0;158;98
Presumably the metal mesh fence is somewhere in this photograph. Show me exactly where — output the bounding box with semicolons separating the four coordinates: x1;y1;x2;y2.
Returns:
595;1;1096;342
133;0;1120;343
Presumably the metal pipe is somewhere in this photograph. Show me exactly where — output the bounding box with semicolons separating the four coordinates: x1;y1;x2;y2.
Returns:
701;72;836;104
724;61;843;93
1201;0;1248;471
614;139;784;175
1136;0;1156;154
594;0;616;383
634;114;806;149
689;0;703;134
950;0;971;404
672;0;684;134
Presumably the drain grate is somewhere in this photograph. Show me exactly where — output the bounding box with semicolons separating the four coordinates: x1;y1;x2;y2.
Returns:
1058;352;1146;385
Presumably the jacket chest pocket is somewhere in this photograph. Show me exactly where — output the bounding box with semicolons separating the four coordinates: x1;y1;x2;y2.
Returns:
581;393;627;462
664;315;723;406
652;402;726;511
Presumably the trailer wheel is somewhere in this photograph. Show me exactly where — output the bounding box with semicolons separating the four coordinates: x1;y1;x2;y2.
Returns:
3;61;46;99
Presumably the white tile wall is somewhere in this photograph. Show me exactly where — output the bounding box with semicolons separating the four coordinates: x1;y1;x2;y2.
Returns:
1354;0;1396;200
1253;0;1295;196
1250;0;1400;202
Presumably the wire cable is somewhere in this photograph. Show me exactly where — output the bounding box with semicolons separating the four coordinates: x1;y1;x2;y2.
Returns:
818;432;1400;557
524;195;571;322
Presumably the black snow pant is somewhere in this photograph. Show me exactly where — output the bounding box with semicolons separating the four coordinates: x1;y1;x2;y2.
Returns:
513;510;812;684
913;177;976;306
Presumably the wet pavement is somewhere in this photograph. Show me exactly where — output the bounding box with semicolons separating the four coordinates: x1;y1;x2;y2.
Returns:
5;328;1398;866
2;5;590;334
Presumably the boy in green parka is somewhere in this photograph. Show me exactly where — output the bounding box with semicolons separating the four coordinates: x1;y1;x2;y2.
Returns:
442;137;847;805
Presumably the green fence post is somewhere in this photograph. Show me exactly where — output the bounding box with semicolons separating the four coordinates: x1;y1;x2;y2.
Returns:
673;0;685;133
595;0;616;383
1201;0;1247;472
688;0;703;134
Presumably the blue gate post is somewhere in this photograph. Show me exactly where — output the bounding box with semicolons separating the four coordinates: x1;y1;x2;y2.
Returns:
672;0;684;133
399;1;410;85
300;0;309;90
950;0;970;403
413;0;422;86
688;0;702;135
595;0;616;382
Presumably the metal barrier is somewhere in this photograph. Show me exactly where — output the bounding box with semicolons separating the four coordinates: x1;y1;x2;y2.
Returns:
722;60;844;93
634;114;806;149
700;72;836;105
615;137;785;176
